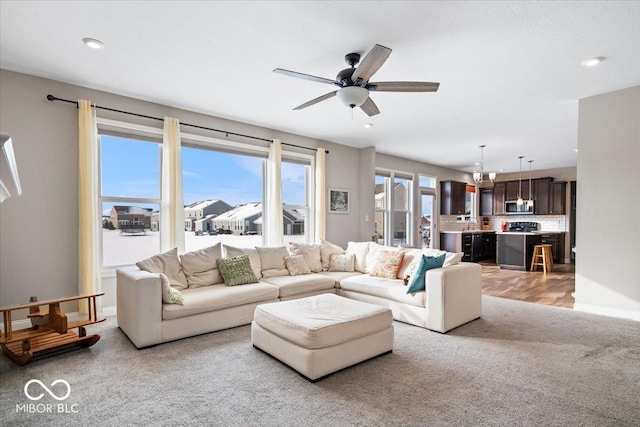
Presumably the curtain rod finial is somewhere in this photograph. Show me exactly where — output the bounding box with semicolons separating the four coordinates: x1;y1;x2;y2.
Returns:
47;94;55;101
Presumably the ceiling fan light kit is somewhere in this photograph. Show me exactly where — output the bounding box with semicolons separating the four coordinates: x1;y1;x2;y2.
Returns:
274;44;439;117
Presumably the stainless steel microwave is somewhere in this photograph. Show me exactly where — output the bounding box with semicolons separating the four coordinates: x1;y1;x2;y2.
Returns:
505;200;534;214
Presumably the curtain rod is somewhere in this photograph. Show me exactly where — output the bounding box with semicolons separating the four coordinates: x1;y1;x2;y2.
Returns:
46;95;329;154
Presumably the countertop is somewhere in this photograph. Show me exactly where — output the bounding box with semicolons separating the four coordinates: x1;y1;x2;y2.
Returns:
441;230;567;235
440;230;497;234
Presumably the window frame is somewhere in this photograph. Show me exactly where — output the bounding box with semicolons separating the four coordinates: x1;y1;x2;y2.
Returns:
374;168;414;247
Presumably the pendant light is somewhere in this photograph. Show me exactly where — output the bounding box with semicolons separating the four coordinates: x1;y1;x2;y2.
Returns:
516;156;524;206
472;145;497;184
527;160;534;208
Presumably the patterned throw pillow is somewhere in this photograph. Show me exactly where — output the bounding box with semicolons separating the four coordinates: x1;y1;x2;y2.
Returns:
216;255;259;286
369;250;405;279
328;253;355;272
284;255;312;276
160;274;184;305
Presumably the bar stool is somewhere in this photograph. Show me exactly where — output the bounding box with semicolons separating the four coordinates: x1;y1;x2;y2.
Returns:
530;244;553;273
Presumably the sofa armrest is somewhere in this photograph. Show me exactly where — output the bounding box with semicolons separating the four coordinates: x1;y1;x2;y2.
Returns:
424;262;482;333
116;267;163;348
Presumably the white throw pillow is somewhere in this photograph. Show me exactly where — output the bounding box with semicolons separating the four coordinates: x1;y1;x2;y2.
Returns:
288;242;322;273
180;243;223;288
422;248;464;267
136;248;188;291
319;240;345;271
365;243;399;274
223;245;263;279
284;255;312;276
328;253;355;272
160;274;184;305
396;248;423;279
346;241;373;273
255;246;290;278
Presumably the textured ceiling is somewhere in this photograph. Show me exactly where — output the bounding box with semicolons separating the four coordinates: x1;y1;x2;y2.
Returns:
1;1;639;174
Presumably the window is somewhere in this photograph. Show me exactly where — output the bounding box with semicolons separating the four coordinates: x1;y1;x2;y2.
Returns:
375;170;413;246
282;160;310;244
419;175;436;248
99;132;161;268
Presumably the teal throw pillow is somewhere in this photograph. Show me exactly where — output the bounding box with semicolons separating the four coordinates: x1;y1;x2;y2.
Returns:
216;255;259;286
406;253;446;294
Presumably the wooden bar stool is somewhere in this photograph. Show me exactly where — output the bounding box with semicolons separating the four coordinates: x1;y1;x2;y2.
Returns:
530;244;553;273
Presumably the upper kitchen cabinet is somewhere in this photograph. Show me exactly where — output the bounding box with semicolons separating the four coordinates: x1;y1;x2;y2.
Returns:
479;188;493;216
440;180;466;215
549;181;567;215
493;182;506;215
505;180;530;201
533;178;552;215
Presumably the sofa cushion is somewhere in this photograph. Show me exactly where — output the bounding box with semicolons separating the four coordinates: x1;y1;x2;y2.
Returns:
162;282;279;320
319;240;345;271
259;273;336;298
223;245;262;279
365;243;399;273
406;254;446;294
369;250;405;279
136;247;188;291
253;294;392;349
284;254;312;276
180;243;224;288
328;253;355;272
256;246;290;278
340;274;426;307
217;255;259;286
317;271;362;288
346;241;373;273
288;242;322;273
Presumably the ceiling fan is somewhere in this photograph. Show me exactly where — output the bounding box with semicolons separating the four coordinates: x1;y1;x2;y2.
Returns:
274;44;440;117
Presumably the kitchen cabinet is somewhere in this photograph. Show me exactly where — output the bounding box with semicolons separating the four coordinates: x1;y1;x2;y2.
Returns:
481;232;496;260
534;178;553;215
440;231;495;262
549;182;566;215
539;232;565;263
440;180;466;215
492;182;506;215
479;188;493;216
505;180;530;201
497;233;543;271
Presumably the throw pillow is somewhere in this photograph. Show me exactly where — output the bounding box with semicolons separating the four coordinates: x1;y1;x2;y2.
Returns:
422;248;463;268
179;243;223;288
396;248;423;279
365;243;400;274
319;240;345;271
216;255;259;286
406;253;446;294
369;250;405;279
346;241;373;273
136;247;188;291
284;255;312;276
223;245;262;279
255;246;290;278
160;274;184;305
288;242;322;273
328;253;355;272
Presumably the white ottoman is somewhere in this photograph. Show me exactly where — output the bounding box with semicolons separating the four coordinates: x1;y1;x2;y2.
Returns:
251;293;394;382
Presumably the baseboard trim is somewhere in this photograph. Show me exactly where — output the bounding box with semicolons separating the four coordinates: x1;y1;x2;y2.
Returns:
573;303;640;322
0;307;117;333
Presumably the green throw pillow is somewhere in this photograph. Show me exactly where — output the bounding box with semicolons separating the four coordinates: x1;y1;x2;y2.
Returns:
406;253;446;294
217;255;259;286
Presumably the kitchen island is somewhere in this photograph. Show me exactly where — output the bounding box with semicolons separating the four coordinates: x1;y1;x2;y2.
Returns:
440;230;496;262
496;232;543;271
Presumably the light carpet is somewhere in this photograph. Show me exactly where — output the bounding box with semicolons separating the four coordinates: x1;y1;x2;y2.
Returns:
1;295;639;426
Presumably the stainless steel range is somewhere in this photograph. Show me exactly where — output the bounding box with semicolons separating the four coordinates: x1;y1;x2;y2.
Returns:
507;221;539;232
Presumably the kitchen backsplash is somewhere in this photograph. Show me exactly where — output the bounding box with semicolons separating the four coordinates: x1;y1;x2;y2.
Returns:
440;215;567;232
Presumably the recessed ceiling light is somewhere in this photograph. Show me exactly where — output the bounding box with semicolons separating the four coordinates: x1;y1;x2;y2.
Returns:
582;56;604;67
574;148;579;152
500;169;506;172
364;123;373;128
82;38;104;50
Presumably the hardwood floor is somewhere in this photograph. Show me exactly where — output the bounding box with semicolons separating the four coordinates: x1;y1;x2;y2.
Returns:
479;261;575;309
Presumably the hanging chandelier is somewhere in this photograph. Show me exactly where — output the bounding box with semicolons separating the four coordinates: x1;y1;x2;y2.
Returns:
472;145;497;184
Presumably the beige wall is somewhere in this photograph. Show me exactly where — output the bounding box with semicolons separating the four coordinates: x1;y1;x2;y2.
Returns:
575;85;640;320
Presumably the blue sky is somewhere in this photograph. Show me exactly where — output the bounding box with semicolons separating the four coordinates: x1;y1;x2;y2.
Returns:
101;135;306;215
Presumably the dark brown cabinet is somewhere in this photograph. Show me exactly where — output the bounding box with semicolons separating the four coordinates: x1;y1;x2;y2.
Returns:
479;188;493;216
550;182;566;215
481;232;496;260
440;232;495;262
493;182;506;215
534;178;552;215
505;180;530;201
540;232;565;263
440;180;466;215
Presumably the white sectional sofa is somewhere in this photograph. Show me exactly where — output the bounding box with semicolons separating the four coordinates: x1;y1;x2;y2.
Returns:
117;241;482;349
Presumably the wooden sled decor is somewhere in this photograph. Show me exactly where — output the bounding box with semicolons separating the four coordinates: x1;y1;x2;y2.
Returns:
0;292;104;365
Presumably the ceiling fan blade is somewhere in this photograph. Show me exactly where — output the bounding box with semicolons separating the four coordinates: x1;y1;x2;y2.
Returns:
351;44;392;83
273;68;338;85
368;81;440;92
360;97;380;116
293;91;338;110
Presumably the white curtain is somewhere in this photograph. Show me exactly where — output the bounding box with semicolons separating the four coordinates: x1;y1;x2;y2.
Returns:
161;117;185;253
265;139;283;246
314;148;326;242
78;99;101;314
